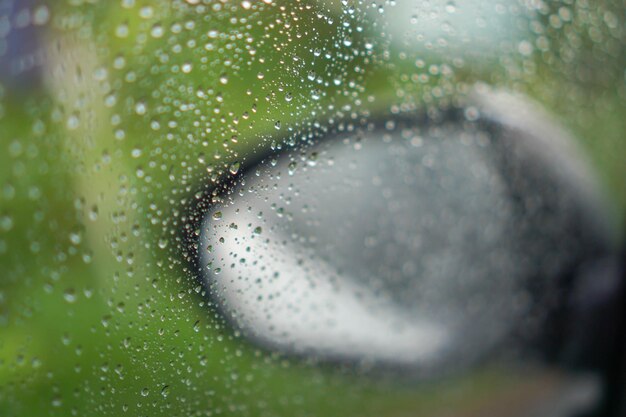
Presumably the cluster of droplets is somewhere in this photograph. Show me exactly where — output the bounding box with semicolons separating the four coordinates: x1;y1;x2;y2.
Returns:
0;0;624;415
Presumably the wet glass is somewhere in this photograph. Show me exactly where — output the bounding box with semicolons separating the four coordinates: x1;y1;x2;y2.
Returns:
0;1;624;417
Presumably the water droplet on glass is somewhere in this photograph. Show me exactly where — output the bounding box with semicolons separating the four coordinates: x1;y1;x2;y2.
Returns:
135;101;147;115
229;162;241;175
63;289;77;303
182;63;193;74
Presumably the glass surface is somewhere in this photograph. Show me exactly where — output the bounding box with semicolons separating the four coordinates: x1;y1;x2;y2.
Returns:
0;1;624;416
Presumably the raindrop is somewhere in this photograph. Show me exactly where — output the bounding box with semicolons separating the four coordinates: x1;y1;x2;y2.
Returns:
139;6;153;19
69;232;82;245
135;101;147;115
66;114;80;130
229;162;241;175
63;289;77;303
115;23;129;38
150;23;164;38
182;63;193;74
32;5;50;25
88;206;99;221
288;161;297;175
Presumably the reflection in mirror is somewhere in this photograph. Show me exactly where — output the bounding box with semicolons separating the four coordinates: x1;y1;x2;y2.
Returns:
197;89;615;378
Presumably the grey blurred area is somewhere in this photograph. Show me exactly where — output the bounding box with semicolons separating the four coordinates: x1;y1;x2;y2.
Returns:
199;89;616;381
